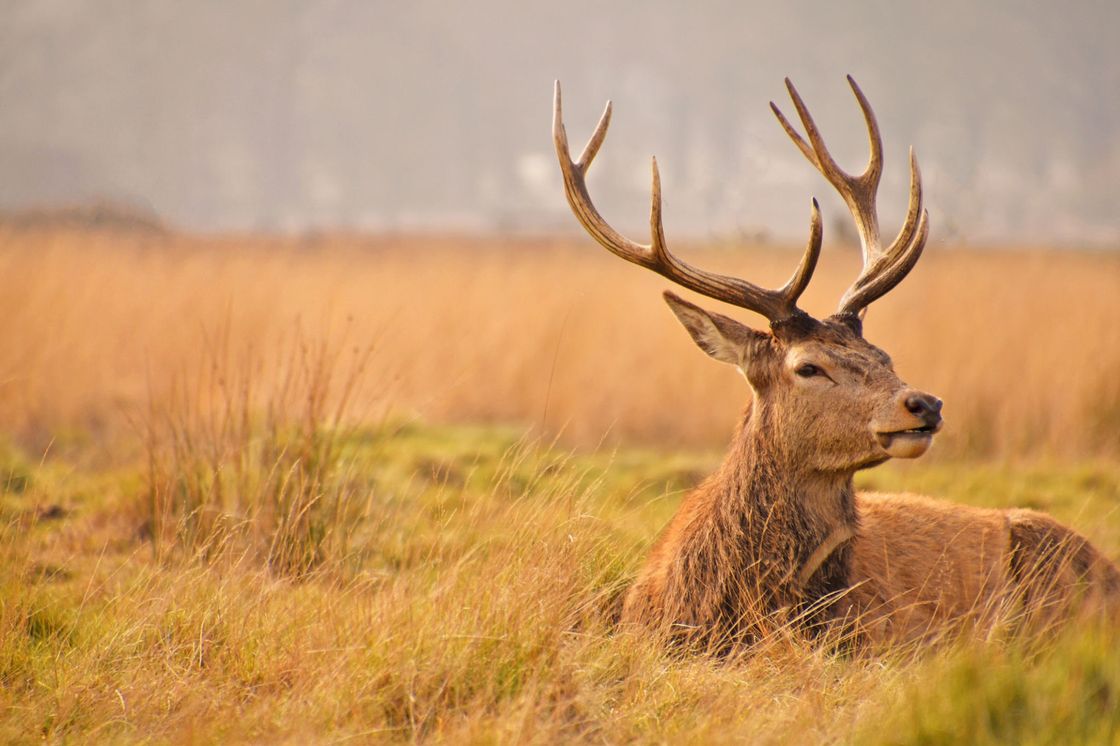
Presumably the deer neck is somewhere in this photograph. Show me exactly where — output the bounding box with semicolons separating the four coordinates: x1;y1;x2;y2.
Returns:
727;402;856;511
710;403;860;602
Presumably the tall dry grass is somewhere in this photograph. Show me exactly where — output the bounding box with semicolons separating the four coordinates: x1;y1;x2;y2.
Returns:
143;322;376;574
4;412;1119;742
1;223;1118;743
0;224;1116;459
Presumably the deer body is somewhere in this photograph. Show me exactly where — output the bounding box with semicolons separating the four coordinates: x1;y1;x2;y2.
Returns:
554;77;1119;649
846;493;1011;642
627;477;1119;647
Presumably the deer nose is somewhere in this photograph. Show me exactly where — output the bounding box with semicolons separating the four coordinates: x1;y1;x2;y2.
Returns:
904;392;943;426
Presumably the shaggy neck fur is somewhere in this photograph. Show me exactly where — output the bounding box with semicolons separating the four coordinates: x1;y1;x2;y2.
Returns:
625;402;859;648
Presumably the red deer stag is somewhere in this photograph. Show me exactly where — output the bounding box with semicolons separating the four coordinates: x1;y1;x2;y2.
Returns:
553;77;1119;649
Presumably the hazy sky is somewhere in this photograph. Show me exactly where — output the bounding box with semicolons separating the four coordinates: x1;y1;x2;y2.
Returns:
1;0;1118;245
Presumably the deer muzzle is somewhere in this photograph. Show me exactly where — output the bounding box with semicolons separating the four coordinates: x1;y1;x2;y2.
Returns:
875;390;943;458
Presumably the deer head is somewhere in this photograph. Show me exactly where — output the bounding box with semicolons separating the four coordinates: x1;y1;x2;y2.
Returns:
553;77;941;472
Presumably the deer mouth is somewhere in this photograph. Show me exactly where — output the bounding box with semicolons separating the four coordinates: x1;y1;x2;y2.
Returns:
875;422;941;457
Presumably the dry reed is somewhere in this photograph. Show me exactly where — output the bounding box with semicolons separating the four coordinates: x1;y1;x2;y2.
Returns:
142;320;376;574
0;224;1116;459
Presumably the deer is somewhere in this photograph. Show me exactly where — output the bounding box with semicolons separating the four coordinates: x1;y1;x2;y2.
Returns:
552;77;1120;650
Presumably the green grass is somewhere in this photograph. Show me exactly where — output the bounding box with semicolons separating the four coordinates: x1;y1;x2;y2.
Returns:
858;625;1120;745
1;423;1118;743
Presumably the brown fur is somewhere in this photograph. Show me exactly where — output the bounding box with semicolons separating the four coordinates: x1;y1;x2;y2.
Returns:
619;295;1120;649
622;410;858;649
844;494;1012;644
1003;509;1120;630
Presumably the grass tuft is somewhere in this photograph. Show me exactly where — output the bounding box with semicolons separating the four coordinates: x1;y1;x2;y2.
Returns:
143;322;376;575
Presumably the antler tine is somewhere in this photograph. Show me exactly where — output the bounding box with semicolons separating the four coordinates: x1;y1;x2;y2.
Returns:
554;81;821;323
845;75;885;187
841;208;929;315
771;77;882;192
780;198;823;301
771;76;929;318
838;149;928;315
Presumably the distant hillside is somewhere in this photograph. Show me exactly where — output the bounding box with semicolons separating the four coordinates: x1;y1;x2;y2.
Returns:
0;200;167;234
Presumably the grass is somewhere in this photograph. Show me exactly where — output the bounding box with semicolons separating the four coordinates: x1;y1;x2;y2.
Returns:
0;226;1116;458
1;420;1118;743
143;321;376;574
0;226;1117;742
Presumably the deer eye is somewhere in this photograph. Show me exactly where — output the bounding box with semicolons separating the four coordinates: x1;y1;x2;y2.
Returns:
795;363;822;378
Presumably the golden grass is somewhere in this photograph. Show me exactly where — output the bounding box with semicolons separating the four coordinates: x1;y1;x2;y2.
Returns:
0;225;1117;460
0;225;1117;742
3;420;1118;743
142;323;376;574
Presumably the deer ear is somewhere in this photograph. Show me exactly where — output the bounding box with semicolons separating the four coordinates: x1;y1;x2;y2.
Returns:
662;291;768;367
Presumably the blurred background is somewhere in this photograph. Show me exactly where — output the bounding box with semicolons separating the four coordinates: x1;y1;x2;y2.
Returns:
2;0;1118;245
0;1;1117;461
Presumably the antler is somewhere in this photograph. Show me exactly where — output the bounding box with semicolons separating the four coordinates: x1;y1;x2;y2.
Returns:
553;81;822;324
770;76;929;317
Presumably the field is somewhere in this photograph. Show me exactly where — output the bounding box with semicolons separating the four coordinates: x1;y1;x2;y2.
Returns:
1;224;1119;743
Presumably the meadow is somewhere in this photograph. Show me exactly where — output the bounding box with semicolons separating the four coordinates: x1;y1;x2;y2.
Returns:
0;223;1118;743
